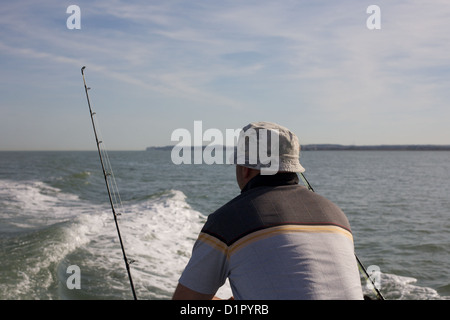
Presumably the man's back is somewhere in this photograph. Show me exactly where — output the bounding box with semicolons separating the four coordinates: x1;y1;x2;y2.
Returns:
179;173;364;299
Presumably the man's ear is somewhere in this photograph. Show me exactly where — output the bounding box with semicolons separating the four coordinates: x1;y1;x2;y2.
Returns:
244;167;260;180
242;166;252;179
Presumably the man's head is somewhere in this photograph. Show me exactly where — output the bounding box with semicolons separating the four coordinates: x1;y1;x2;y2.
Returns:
234;121;305;189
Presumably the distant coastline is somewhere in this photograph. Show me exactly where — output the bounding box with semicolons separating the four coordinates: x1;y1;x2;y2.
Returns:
301;144;450;151
146;144;450;151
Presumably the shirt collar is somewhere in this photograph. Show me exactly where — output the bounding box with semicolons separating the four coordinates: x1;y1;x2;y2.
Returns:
241;172;299;193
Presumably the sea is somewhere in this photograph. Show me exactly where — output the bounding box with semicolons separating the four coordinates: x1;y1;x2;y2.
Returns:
0;149;449;300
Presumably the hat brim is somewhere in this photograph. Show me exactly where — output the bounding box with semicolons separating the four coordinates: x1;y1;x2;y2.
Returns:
229;150;305;173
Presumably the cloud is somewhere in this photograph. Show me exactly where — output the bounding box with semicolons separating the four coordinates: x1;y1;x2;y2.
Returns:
1;0;450;149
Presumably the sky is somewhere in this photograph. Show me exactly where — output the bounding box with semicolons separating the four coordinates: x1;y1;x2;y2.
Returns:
1;0;449;150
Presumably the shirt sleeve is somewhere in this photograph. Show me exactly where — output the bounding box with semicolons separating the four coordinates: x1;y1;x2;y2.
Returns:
178;232;229;295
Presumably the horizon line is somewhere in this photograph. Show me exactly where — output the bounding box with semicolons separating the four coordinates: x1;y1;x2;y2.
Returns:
1;143;450;152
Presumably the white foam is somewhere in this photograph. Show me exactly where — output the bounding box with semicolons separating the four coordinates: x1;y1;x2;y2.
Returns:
0;179;82;229
0;181;198;299
0;179;109;299
120;190;214;297
81;189;232;299
362;272;448;300
0;210;106;299
385;273;448;300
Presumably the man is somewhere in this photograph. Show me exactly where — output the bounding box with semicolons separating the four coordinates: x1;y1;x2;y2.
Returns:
172;122;363;300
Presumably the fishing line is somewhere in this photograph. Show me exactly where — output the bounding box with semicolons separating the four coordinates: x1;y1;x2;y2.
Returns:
81;66;137;300
299;172;385;300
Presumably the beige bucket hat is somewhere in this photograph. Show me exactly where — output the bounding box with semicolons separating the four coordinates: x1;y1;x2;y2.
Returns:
232;121;305;174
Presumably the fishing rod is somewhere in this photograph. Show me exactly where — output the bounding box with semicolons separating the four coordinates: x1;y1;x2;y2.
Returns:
299;172;385;300
81;66;137;300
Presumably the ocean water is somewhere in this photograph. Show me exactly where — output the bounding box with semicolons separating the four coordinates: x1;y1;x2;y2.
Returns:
0;150;449;300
